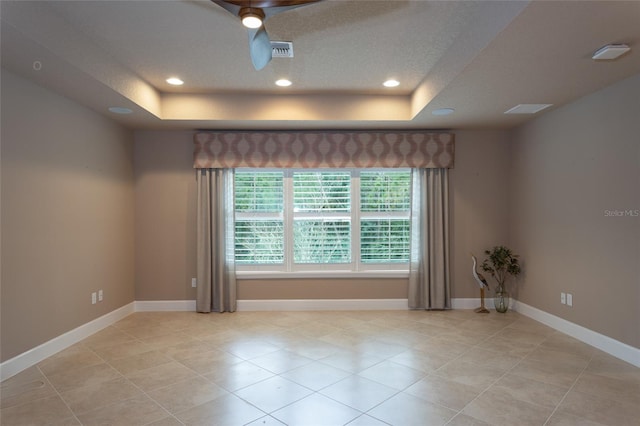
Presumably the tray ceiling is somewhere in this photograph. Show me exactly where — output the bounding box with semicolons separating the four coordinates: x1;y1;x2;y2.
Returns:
2;0;639;130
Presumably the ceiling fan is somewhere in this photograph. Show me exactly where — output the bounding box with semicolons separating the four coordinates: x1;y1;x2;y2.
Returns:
211;0;322;70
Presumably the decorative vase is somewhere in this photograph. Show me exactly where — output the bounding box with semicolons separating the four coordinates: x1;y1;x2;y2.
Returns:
494;285;510;313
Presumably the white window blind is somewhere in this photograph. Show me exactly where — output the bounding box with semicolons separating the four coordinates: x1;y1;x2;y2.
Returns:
293;172;351;264
235;172;284;264
360;171;411;263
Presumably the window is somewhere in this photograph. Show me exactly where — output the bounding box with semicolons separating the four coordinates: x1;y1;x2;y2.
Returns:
293;171;351;264
234;169;411;274
360;170;411;263
235;172;283;264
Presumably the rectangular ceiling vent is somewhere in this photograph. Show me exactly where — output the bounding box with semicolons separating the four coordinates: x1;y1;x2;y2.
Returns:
271;41;294;58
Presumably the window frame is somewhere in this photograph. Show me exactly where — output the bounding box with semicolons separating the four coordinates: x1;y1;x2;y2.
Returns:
235;168;411;278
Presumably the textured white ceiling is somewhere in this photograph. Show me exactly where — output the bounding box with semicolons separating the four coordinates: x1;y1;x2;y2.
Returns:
2;0;639;130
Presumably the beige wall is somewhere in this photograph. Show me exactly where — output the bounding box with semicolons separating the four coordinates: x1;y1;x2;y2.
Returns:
509;73;640;348
450;130;511;298
1;70;135;362
238;279;408;300
134;131;197;301
133;129;511;301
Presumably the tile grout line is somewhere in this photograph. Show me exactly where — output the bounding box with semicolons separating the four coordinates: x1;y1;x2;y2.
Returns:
227;323;409;425
365;314;514;425
442;320;517;425
69;331;192;426
127;321;280;425
442;316;550;425
172;330;314;424
541;350;595;426
367;312;507;425
84;343;184;426
35;365;83;426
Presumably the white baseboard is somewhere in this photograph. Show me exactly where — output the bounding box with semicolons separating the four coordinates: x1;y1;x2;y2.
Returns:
512;300;640;368
135;300;196;312
237;298;409;311
0;302;135;381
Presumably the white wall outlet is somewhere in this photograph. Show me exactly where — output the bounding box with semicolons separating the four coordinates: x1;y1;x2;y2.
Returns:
191;278;197;288
91;292;97;305
567;293;573;307
98;290;103;302
561;292;566;305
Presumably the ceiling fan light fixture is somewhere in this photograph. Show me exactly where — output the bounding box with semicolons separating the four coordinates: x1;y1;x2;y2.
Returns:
240;7;265;29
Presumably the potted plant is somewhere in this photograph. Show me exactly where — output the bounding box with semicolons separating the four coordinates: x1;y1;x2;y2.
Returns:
481;246;521;313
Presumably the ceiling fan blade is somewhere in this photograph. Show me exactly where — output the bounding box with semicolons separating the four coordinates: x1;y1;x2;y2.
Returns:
212;1;322;19
218;1;320;9
262;1;320;19
248;27;272;70
210;0;240;16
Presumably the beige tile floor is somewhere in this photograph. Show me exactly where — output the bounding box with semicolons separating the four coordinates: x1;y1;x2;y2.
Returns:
1;310;639;426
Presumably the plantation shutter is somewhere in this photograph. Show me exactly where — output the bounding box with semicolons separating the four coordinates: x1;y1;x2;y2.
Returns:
360;170;411;263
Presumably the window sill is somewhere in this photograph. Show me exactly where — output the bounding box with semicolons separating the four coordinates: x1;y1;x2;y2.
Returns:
236;270;409;280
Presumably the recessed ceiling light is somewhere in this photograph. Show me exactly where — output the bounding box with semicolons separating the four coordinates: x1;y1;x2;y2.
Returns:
592;44;631;60
166;77;184;86
275;79;292;87
383;79;400;88
504;104;553;114
432;108;455;116
108;107;133;114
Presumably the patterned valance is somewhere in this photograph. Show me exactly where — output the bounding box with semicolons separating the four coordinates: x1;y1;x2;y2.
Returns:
193;131;454;169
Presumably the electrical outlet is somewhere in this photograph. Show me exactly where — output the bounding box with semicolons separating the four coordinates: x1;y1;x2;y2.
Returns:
91;292;97;305
98;290;103;302
561;292;566;305
567;293;573;307
191;278;197;288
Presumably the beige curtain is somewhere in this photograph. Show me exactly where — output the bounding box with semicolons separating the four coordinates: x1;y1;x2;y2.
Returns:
196;169;236;313
408;168;451;310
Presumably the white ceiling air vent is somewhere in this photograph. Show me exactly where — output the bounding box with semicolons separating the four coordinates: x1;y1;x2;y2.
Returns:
592;44;630;60
271;41;294;58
